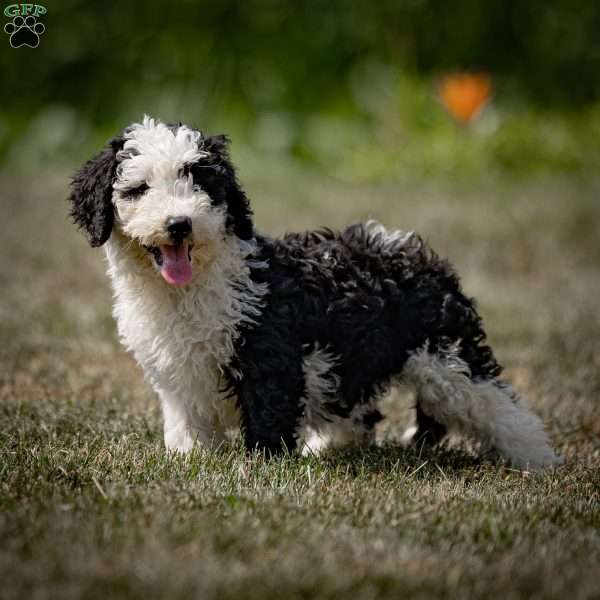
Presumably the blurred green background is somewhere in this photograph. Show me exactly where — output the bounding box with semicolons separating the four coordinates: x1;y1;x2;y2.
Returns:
2;0;600;181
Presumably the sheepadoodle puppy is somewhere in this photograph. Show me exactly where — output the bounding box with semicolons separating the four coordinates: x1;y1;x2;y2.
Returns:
69;116;560;470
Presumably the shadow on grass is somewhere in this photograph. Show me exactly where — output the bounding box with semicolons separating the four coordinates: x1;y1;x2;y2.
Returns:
314;443;484;478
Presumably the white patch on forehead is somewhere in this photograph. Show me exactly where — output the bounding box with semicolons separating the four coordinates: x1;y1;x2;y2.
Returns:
114;115;209;190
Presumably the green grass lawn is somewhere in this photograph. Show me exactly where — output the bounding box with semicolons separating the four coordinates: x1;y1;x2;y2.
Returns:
1;168;599;599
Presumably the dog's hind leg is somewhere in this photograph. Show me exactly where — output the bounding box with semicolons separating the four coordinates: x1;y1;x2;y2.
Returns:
300;407;382;456
401;346;561;470
401;402;447;448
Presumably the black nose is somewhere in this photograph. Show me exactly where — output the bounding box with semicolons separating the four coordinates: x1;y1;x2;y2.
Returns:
166;216;192;243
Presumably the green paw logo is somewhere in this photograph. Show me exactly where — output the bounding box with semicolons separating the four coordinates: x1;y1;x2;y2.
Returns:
4;4;46;48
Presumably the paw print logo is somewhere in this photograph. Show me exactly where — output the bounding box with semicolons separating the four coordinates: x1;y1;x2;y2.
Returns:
4;15;45;48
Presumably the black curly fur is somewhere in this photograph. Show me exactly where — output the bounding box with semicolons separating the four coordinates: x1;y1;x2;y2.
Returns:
226;225;502;453
69;136;124;247
195;134;254;240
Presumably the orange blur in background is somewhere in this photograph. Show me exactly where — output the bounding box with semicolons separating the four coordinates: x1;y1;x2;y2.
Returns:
438;72;492;124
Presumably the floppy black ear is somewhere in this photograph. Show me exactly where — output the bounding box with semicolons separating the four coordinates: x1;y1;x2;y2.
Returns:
203;134;254;241
69;136;123;247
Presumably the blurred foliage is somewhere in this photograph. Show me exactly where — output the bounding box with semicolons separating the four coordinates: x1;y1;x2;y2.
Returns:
1;0;600;179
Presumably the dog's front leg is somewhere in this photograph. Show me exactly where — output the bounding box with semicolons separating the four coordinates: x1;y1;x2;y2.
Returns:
159;388;225;453
235;350;305;454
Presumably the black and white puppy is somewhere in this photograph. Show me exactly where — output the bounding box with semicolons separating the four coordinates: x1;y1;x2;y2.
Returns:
69;116;560;470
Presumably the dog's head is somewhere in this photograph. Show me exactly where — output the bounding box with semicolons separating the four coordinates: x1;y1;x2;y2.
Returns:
69;116;253;286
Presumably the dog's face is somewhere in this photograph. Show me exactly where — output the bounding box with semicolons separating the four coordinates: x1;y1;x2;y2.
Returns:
69;116;253;286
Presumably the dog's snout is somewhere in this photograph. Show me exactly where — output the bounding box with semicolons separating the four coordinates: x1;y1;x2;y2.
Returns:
166;216;192;243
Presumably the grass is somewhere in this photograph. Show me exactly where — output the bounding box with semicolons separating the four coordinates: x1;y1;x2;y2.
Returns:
1;167;599;599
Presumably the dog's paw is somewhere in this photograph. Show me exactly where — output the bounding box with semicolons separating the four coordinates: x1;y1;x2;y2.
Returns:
164;426;197;453
164;424;228;453
400;425;419;446
299;430;331;456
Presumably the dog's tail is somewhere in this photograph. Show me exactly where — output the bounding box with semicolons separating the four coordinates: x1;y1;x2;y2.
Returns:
402;344;562;471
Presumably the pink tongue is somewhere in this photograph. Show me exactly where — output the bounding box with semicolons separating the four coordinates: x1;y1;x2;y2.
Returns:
160;244;193;286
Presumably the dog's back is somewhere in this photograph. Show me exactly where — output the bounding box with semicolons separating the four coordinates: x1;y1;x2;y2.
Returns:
244;222;500;402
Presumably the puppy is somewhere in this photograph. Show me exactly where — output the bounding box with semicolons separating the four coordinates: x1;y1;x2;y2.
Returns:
69;116;560;470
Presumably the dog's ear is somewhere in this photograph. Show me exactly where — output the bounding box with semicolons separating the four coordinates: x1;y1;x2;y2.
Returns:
69;136;124;247
203;134;254;241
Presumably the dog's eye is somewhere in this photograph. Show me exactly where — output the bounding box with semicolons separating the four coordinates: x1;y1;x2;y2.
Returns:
122;183;149;199
182;162;227;205
183;161;227;180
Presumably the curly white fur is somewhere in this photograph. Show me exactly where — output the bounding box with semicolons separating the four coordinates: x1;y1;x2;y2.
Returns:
105;233;267;451
402;344;562;470
105;117;268;452
298;346;376;455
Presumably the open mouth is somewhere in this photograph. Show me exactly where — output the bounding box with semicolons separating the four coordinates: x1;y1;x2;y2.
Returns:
146;242;193;286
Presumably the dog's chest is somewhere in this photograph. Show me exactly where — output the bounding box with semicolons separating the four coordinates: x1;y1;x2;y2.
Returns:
106;237;268;420
116;282;238;388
